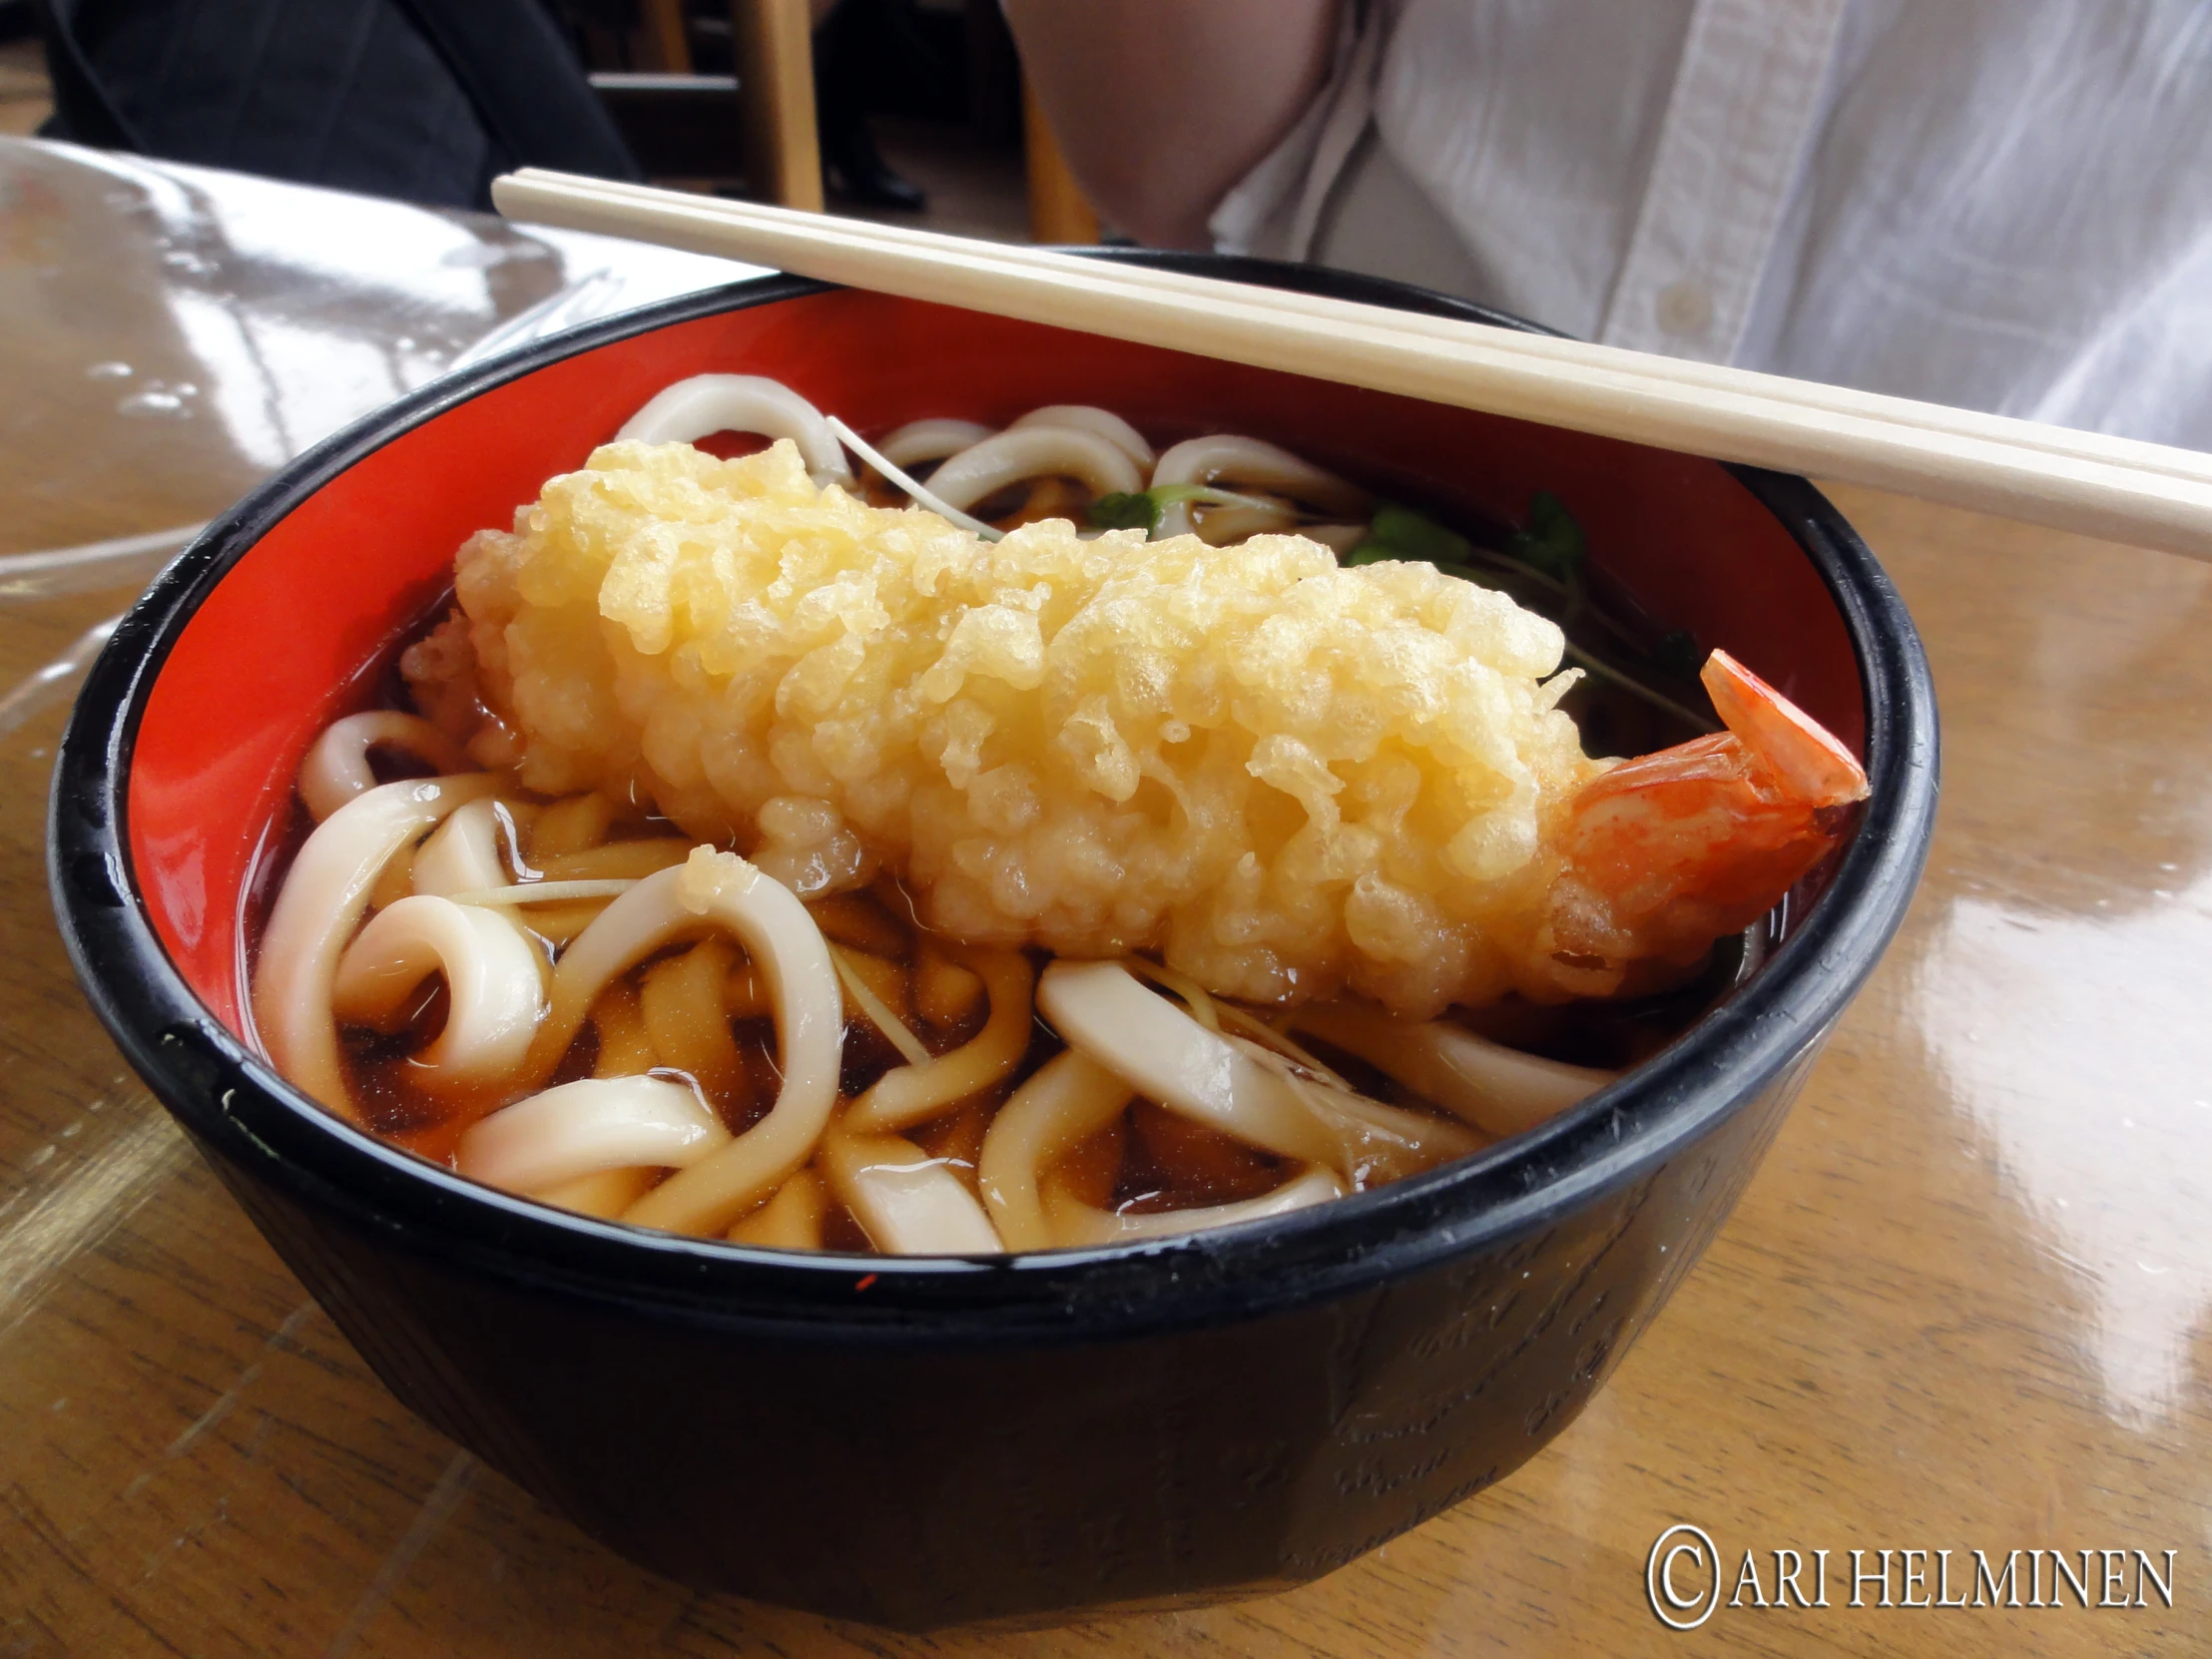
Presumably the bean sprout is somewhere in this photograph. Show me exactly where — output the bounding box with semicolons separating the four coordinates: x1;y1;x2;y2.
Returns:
447;878;640;906
1291;1002;1614;1138
830;943;931;1065
1228;1037;1484;1186
828;415;1003;539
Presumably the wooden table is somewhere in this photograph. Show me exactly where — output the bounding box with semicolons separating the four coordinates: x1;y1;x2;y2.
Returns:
2;137;2205;1656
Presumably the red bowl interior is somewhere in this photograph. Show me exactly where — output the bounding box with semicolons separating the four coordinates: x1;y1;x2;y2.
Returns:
128;287;1864;1037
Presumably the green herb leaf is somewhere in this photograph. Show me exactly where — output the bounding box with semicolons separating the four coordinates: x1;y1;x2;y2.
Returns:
1363;502;1474;567
1087;491;1161;533
1148;483;1214;508
1087;482;1245;536
1504;491;1586;581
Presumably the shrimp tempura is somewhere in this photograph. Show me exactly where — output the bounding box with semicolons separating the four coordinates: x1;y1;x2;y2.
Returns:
406;438;1861;1016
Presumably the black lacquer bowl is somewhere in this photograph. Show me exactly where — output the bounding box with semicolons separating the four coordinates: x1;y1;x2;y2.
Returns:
51;255;1937;1628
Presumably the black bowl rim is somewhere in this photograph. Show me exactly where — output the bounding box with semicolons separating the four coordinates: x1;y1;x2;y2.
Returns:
50;251;1938;1347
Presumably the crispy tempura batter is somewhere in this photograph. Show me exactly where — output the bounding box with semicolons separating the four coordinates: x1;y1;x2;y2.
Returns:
405;438;1604;1017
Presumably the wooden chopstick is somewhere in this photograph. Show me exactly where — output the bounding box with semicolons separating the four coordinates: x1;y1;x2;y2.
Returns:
492;168;2212;560
513;173;2212;495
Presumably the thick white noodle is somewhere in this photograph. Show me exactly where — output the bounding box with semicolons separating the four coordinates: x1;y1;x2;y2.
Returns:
296;713;469;823
520;858;717;1074
1291;1003;1615;1138
256;774;497;1117
976;1049;1133;1252
842;947;1032;1134
616;373;854;488
1035;960;1338;1166
726;1168;828;1247
533;1166;658;1219
1046;1167;1346;1248
924;426;1144;512
1150;434;1371;537
331;895;546;1090
876;417;994;469
456;1076;731;1196
818;1125;1004;1255
1007;405;1156;470
607;849;845;1236
410;797;508;898
1185;499;1300;545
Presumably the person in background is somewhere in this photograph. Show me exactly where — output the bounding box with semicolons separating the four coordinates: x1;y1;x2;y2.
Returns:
814;0;935;210
1003;0;2212;450
38;0;642;210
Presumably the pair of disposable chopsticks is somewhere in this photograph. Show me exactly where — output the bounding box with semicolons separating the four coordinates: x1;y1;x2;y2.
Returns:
491;168;2212;562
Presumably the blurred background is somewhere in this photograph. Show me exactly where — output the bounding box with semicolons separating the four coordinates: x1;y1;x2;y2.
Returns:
0;0;1077;243
9;1;2202;454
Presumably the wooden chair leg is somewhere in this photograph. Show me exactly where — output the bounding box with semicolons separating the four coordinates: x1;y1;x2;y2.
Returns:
1023;81;1099;246
641;0;694;73
730;0;825;212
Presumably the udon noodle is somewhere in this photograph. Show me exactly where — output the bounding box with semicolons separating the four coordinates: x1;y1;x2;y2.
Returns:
252;377;1868;1255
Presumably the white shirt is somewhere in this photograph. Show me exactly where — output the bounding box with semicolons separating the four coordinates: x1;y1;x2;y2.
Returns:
1212;0;2212;450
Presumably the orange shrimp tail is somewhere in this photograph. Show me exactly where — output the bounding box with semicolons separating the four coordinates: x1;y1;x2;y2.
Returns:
1700;649;1867;808
1537;651;1869;993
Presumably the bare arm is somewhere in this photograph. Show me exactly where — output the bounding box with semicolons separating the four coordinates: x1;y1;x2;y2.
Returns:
1002;0;1343;250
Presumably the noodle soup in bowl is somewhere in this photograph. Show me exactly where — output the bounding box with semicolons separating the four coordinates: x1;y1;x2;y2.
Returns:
53;256;1936;1628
